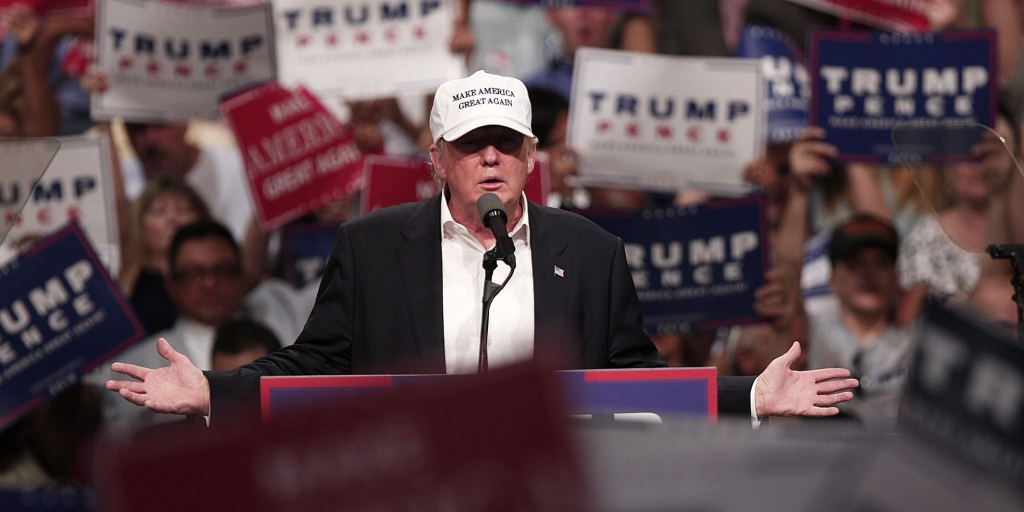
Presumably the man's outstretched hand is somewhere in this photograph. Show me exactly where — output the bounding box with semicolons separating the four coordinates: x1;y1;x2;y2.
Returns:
105;338;212;416
755;342;858;417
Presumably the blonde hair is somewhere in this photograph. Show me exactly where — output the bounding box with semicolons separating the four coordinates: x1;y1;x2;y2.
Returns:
132;177;211;254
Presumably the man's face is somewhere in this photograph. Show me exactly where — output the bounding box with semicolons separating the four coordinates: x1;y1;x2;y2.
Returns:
546;7;620;58
125;123;193;179
830;246;898;317
168;237;243;328
430;125;536;222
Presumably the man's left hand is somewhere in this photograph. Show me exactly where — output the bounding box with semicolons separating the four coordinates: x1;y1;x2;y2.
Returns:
755;342;858;417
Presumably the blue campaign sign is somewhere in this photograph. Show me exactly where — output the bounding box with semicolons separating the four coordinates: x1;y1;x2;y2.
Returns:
736;26;809;144
902;304;1024;489
0;222;144;429
809;29;996;164
580;195;769;334
0;487;99;512
260;367;717;423
281;222;340;288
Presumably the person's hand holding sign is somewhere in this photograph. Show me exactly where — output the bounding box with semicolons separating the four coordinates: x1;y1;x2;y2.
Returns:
789;127;838;191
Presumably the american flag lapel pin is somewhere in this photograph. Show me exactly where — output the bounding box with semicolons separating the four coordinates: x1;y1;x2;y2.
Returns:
554;265;564;278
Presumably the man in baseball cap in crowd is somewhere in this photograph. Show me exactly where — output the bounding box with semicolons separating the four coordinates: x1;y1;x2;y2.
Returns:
105;71;857;425
807;214;912;429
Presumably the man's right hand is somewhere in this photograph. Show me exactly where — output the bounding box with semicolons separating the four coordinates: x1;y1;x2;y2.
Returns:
105;338;211;416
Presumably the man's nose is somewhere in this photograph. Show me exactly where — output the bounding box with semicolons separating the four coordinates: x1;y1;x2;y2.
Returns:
481;145;500;165
200;272;220;289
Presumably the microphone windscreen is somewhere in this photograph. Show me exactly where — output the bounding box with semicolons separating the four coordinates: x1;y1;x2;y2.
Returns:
476;193;507;226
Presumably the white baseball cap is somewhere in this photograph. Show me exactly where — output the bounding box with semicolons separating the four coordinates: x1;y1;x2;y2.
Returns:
429;70;535;143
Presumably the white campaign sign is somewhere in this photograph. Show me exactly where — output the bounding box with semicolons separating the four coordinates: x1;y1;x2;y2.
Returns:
0;136;120;273
92;0;276;121
568;49;764;194
273;0;466;99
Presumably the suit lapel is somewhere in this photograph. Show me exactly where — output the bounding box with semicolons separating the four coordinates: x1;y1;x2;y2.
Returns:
528;203;573;366
396;195;446;373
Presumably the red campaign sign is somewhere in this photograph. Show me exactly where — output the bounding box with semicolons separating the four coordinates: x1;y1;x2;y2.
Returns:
784;0;930;32
0;0;93;17
220;82;364;232
525;151;551;205
98;363;591;512
361;153;551;215
360;155;437;215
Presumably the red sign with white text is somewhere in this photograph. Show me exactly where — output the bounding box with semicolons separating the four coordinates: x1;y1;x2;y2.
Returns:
221;83;364;231
783;0;930;32
361;154;550;215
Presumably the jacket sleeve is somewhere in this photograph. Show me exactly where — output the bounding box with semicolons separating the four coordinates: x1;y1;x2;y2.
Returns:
606;237;667;369
206;223;358;425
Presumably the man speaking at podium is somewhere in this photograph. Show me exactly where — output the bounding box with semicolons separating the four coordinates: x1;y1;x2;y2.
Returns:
106;71;857;424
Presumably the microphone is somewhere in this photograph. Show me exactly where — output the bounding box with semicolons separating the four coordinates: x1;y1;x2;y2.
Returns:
476;193;516;265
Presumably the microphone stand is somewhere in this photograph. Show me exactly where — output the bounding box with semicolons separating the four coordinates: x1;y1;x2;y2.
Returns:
986;244;1024;344
478;249;515;373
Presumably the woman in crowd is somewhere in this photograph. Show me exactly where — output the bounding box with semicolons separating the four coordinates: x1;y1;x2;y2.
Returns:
896;102;1019;322
119;177;211;335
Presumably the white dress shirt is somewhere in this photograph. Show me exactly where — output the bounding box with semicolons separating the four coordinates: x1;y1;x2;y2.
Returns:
441;194;535;374
442;195;763;425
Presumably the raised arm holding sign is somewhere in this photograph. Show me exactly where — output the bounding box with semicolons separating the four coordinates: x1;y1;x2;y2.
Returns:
107;71;858;424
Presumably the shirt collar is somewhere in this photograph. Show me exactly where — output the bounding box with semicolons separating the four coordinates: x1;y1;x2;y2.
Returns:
440;192;531;247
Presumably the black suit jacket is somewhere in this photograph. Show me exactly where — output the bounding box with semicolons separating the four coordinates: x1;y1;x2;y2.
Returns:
207;196;755;419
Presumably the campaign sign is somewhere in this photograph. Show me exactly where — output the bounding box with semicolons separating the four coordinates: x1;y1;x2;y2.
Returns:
901;304;1024;489
0;0;93;17
498;0;651;13
101;363;589;512
221;82;364;232
0;138;60;248
360;155;436;214
525;150;551;206
360;154;549;214
568;48;764;194
281;222;340;288
92;0;276;121
260;367;717;423
736;26;810;144
581;195;769;334
809;30;996;164
784;0;930;33
0;136;119;272
273;0;466;100
0;222;144;430
0;487;99;512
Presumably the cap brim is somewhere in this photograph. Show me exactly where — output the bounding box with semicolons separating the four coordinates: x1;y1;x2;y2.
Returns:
440;115;535;142
831;238;898;263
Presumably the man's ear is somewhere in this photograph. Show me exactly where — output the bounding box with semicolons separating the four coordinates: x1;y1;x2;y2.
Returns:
429;143;446;181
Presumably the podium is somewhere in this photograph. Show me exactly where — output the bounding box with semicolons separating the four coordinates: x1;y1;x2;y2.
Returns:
260;367;718;423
